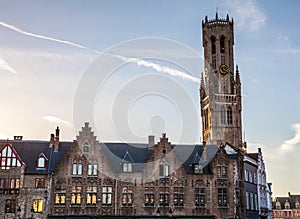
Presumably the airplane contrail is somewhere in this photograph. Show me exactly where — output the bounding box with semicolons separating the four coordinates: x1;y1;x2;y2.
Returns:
0;57;17;74
0;21;88;49
113;54;200;84
0;20;200;83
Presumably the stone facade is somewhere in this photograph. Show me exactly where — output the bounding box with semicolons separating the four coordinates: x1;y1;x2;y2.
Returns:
200;14;243;148
49;125;245;218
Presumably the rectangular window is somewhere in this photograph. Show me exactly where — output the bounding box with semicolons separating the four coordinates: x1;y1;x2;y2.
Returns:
250;192;254;210
33;199;43;213
55;193;66;205
194;164;203;174
217;166;227;179
35;178;45;188
144;186;155;207
71;186;82;205
122;186;133;206
88;164;98;176
195;188;205;207
159;193;170;207
246;192;249;209
218;188;228;207
72;163;83;176
123;162;133;172
5;199;16;213
255;194;258;211
86;186;97;205
159;165;169;178
245;170;248;181
174;187;184;207
102;186;112;205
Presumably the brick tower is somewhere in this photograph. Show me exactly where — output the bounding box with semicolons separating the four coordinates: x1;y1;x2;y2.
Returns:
200;13;243;148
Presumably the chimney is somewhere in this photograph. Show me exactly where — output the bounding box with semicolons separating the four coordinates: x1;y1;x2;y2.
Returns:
54;126;60;152
148;135;155;148
14;136;23;141
49;134;55;148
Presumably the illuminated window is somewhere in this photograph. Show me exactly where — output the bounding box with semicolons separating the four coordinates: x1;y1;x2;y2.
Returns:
122;186;133;206
33;199;43;213
5;199;16;213
144;185;155;207
218;188;228;207
35;178;45;188
195;188;205;207
102;186;112;205
55;193;65;205
159;186;170;207
174;187;184;207
88;164;98;176
71;186;82;205
86;186;97;205
72;163;83;176
0;144;22;169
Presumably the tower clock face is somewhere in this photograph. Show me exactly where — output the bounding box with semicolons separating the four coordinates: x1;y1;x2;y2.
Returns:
219;64;229;75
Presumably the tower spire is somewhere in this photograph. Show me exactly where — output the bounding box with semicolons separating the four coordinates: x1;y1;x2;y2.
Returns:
236;65;241;84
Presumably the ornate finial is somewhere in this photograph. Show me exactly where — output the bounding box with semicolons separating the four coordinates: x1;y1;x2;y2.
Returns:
205;15;208;23
216;12;218;20
226;14;229;21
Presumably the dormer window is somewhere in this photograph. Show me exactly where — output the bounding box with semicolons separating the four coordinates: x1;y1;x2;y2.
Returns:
276;200;281;210
0;143;22;169
123;162;132;172
194;164;203;174
36;154;47;169
121;150;134;173
285;200;290;209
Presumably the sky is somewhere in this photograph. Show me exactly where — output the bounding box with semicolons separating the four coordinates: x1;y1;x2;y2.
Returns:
0;0;299;197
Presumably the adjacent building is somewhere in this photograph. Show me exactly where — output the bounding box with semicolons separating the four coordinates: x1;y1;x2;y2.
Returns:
273;193;300;218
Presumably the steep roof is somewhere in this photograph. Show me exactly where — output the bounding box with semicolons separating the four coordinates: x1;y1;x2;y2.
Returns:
0;140;72;174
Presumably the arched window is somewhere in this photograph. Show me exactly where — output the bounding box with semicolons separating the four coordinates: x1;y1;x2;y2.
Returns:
36;153;47;169
227;107;233;125
211;36;216;54
220;36;225;53
203;109;209;129
221;107;226;125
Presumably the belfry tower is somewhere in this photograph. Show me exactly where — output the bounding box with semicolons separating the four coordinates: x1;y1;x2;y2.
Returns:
200;13;243;148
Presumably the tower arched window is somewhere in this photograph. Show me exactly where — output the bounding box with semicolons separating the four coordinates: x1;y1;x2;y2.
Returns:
227;107;233;125
211;36;216;54
203;109;209;129
220;36;225;53
221;107;226;125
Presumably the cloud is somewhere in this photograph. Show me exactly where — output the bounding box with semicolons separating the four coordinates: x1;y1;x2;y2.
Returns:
224;0;267;30
42;115;72;127
0;57;17;74
0;21;88;49
279;123;300;153
113;54;201;84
